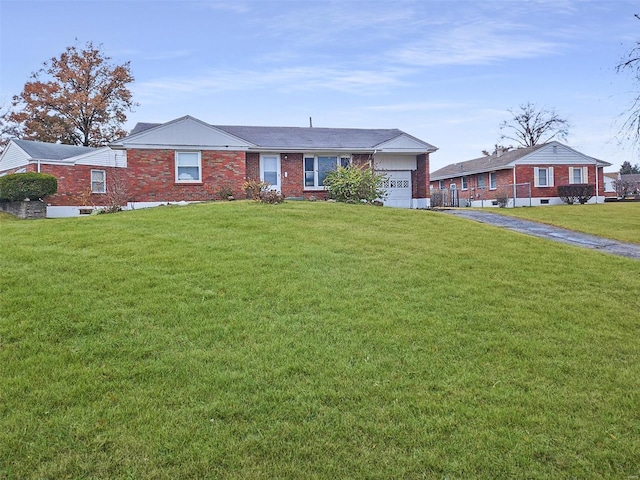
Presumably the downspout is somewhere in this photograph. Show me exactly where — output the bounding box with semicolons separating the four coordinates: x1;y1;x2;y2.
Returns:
37;158;41;173
512;167;517;207
595;160;599;204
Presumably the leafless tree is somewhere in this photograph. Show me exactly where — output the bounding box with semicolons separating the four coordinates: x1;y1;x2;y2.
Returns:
617;14;640;145
499;102;570;147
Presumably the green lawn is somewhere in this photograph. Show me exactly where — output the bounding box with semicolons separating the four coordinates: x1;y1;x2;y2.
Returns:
1;201;639;479
483;202;640;244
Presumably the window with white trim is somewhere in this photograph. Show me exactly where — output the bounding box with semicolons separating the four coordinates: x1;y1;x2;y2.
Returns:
438;180;445;189
303;155;350;188
91;169;106;193
534;167;554;187
477;174;486;189
489;172;497;190
461;176;469;190
175;151;201;182
569;167;587;184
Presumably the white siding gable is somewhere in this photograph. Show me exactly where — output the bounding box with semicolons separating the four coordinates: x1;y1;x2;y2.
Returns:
516;142;600;166
119;116;252;150
75;148;126;168
0;141;30;172
374;154;417;170
376;134;435;153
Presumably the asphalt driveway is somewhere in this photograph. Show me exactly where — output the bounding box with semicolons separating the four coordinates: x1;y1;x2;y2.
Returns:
439;209;640;260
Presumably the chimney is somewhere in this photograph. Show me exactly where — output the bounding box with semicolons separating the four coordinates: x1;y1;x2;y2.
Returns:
496;145;503;157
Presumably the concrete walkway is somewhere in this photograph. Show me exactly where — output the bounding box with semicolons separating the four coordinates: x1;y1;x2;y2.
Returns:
439;209;640;260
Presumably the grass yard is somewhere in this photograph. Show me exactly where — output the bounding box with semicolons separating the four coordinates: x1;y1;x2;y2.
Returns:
483;201;640;244
1;201;639;479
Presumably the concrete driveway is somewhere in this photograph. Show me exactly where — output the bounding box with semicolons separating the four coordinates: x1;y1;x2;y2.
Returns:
439;209;640;260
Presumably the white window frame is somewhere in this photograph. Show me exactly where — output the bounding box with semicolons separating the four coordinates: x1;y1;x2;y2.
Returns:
461;176;469;190
438;180;445;189
569;166;588;184
175;151;202;183
534;167;554;187
477;173;486;189
91;169;106;194
489;172;497;190
303;154;351;190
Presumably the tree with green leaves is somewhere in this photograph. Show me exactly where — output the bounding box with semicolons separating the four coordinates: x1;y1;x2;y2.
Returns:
9;42;135;147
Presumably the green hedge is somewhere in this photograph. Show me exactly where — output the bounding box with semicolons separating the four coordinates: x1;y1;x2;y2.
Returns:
0;172;58;202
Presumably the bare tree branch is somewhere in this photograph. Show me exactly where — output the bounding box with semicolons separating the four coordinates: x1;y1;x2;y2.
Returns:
499;102;570;147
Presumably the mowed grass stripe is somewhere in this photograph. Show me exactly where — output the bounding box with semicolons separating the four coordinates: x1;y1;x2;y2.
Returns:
1;201;639;479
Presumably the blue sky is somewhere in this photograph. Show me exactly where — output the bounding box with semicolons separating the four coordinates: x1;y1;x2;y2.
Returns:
1;0;639;171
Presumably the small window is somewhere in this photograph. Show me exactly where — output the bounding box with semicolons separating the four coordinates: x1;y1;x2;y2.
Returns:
176;151;201;182
540;199;550;204
91;170;106;193
538;168;548;187
489;172;497;190
438;180;445;189
461;176;469;190
477;174;486;189
569;167;586;183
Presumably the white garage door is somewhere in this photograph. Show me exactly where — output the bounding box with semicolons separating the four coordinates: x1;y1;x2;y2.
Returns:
381;171;412;208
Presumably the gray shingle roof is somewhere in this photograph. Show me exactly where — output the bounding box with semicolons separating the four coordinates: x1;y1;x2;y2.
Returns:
126;120;435;151
621;173;640;183
217;125;407;149
431;145;547;180
14;139;97;160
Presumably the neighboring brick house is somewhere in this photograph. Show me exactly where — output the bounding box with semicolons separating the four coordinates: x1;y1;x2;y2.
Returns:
0;139;126;217
430;142;610;207
0;116;437;216
110;115;437;210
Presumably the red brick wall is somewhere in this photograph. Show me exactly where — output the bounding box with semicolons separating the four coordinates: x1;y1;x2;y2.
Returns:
414;154;430;198
37;164;125;206
125;149;246;202
282;153;304;198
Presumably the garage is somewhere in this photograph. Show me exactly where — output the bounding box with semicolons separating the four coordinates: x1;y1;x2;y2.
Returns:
381;170;412;208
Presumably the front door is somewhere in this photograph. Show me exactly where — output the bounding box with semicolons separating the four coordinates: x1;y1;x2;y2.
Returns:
260;154;281;191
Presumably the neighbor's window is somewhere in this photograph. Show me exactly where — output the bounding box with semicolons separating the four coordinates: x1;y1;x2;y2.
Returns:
489;172;497;190
91;169;106;193
175;151;201;182
538;168;548;186
461;176;469;190
477;173;486;189
304;155;350;188
534;167;554;187
570;167;585;184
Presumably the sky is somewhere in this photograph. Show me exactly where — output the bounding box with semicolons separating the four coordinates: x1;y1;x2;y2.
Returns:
1;0;639;172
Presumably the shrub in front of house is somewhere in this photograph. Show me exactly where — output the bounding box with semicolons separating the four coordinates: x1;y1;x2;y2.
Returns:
323;166;387;204
557;184;594;205
0;172;58;202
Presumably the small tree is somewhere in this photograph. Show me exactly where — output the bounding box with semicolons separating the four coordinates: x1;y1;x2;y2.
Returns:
614;178;638;197
9;41;135;147
322;165;387;204
500;102;570;147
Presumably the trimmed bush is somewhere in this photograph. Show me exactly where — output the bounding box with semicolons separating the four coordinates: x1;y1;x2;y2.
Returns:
0;172;57;202
323;166;387;204
557;184;594;205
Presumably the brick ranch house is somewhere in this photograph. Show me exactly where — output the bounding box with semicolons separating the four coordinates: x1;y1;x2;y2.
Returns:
0;116;437;217
430;142;610;207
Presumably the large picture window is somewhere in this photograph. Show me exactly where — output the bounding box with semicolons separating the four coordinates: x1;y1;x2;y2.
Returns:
176;151;201;182
304;155;350;188
91;169;106;193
